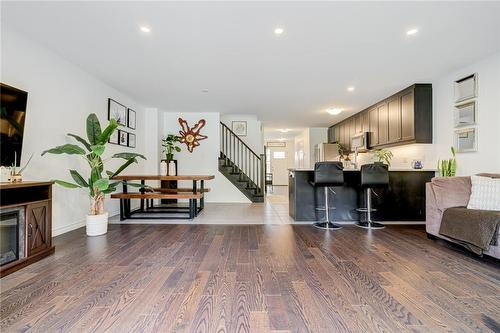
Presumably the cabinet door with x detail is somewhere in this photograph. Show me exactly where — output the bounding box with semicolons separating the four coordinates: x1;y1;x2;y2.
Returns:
26;201;50;256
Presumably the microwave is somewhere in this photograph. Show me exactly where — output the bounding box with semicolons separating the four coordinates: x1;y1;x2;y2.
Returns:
351;132;369;152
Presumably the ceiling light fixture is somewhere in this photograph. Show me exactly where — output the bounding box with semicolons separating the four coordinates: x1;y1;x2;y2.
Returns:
347;86;355;92
201;89;209;93
327;108;343;115
274;27;284;35
279;129;290;133
140;26;151;33
406;28;418;36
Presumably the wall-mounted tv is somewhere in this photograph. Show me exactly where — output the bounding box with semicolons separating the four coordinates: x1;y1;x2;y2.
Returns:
0;83;28;167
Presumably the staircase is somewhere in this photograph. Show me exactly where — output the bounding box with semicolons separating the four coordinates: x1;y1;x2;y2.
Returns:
219;122;265;202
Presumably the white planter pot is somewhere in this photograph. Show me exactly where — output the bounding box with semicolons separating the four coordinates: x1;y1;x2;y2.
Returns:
86;212;109;236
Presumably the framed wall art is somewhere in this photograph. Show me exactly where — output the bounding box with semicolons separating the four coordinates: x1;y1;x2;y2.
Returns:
454;127;477;153
231;121;247;136
127;108;136;129
454;101;476;127
108;98;127;126
118;130;128;146
128;132;136;148
108;130;119;145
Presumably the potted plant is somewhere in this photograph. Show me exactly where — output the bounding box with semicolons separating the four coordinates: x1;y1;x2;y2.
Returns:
42;113;146;236
161;134;181;175
372;149;393;166
438;146;457;176
9;151;33;182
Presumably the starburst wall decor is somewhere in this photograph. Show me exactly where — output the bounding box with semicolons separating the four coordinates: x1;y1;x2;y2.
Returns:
178;118;208;152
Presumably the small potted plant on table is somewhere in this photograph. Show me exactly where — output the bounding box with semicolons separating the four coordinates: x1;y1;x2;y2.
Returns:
373;148;393;167
42;113;146;236
161;134;181;175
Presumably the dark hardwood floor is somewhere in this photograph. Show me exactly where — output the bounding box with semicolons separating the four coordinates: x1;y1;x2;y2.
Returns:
1;224;499;333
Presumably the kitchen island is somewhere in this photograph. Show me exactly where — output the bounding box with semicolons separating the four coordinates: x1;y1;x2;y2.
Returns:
289;168;435;222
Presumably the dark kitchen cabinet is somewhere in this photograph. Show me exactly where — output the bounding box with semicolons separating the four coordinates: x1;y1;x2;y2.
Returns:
388;96;401;143
326;84;432;150
368;107;379;146
26;201;51;256
377;102;389;145
401;89;415;141
354;114;362;133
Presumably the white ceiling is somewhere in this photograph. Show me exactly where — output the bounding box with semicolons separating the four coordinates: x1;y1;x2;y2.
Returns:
2;1;500;132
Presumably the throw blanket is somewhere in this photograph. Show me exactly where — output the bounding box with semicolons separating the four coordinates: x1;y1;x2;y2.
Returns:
439;207;500;255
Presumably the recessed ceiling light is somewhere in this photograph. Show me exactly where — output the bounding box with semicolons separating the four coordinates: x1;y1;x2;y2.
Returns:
201;89;209;93
274;27;284;35
327;108;343;115
278;138;286;141
406;28;418;36
347;86;355;92
140;26;151;33
278;129;290;133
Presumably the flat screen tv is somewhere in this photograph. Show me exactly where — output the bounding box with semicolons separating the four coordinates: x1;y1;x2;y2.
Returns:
0;83;28;167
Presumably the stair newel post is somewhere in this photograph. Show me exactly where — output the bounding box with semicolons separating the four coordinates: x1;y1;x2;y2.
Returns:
260;154;265;194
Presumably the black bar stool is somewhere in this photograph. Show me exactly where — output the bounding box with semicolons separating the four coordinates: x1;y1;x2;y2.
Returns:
356;163;389;229
310;162;344;230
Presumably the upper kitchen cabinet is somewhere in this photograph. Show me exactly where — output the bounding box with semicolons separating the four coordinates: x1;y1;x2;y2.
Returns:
327;84;432;151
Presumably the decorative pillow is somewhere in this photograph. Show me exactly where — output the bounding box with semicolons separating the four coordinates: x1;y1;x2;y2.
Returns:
467;175;500;211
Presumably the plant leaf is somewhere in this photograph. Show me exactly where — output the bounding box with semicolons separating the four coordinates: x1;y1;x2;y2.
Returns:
91;145;105;156
112;152;146;160
67;133;92;151
42;144;86;156
98;118;118;144
86;113;102;145
109;158;137;178
54;179;81;188
69;170;89;187
93;178;109;191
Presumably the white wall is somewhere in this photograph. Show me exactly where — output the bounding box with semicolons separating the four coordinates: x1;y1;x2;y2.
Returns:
1;28;153;236
160;111;250;203
220;114;263;154
293;128;328;169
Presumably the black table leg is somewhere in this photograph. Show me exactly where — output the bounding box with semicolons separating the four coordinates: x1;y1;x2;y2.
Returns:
200;180;205;210
192;180;198;216
140;179;145;212
123;181;130;218
120;199;124;221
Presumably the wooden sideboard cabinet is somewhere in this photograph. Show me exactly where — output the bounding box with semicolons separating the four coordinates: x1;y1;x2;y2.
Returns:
0;181;55;277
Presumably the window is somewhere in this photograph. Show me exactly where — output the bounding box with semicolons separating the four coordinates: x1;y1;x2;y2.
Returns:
273;151;286;159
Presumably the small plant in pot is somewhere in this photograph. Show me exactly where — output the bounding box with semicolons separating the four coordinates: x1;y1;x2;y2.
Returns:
372;149;393;166
438;146;457;176
42;113;146;236
162;134;182;162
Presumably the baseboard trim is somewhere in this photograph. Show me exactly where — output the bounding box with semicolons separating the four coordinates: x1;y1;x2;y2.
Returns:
52;208;120;237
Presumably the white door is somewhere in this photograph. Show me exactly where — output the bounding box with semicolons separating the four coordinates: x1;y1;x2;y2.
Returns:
271;150;288;185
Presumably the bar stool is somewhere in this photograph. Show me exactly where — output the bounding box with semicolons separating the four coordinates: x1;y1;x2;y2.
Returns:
356;163;389;229
310;161;344;230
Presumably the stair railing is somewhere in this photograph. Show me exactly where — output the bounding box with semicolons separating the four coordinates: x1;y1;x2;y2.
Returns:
220;122;265;195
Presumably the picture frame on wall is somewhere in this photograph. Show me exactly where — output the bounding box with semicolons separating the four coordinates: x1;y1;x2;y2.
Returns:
454;73;477;103
108;98;127;126
108;130;119;145
127;108;136;130
232;121;247;136
128;132;136;148
454;101;476;127
118;130;128;146
454;127;477;153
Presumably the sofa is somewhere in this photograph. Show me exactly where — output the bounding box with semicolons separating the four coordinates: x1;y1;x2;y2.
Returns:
426;174;500;259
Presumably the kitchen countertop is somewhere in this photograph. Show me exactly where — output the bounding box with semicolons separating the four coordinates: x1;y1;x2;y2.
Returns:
289;168;437;172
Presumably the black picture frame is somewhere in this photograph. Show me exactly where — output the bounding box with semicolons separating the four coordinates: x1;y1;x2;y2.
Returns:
108;98;127;126
127;108;136;129
128;132;136;148
108;130;119;145
118;130;128;146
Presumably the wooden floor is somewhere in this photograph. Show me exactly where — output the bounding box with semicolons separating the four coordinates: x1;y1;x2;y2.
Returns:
1;224;499;333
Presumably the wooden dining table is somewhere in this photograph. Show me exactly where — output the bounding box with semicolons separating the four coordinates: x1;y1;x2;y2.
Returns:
111;175;215;219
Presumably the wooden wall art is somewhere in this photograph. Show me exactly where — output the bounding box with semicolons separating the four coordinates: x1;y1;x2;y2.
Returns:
178;118;208;152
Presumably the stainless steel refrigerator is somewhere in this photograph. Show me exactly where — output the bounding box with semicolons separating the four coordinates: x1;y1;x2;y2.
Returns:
314;143;340;163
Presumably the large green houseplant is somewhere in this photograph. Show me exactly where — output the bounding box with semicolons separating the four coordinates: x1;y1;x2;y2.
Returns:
161;134;182;161
42;113;146;236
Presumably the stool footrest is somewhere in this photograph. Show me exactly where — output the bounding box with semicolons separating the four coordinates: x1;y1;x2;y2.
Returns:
356;208;377;212
315;207;336;211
